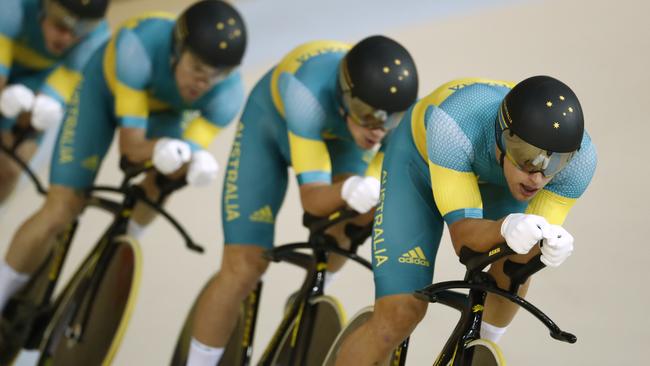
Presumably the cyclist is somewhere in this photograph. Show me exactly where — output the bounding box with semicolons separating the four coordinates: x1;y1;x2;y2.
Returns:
184;36;419;365
0;0;111;206
0;0;246;350
333;76;597;364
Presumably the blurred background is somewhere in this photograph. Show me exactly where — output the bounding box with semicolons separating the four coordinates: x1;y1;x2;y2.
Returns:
2;0;649;364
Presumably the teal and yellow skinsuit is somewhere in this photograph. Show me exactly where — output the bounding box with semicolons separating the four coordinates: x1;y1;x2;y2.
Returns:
222;41;384;248
372;78;597;298
49;13;245;190
0;0;110;136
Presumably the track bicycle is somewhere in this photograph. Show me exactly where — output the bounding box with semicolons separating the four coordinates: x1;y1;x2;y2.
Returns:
324;242;577;365
0;148;204;366
171;209;372;366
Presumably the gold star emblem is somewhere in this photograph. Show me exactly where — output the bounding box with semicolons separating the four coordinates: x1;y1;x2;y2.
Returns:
559;95;565;101
563;112;567;116
216;22;224;30
228;18;236;26
398;76;403;81
383;67;390;73
403;70;409;76
553;122;560;129
233;29;242;37
219;41;228;49
390;86;397;93
546;101;553;107
568;107;574;112
82;0;90;5
394;59;401;65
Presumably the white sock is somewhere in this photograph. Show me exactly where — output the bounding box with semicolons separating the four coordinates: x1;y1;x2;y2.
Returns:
186;338;224;366
324;270;339;289
127;220;147;240
480;321;508;343
0;260;30;313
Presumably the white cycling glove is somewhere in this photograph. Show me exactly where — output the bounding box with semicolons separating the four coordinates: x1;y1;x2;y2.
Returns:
187;150;219;187
341;176;381;214
0;84;35;118
152;138;191;174
31;94;64;131
540;225;574;267
500;213;551;254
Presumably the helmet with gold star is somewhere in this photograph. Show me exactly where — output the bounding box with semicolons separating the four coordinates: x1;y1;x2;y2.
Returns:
496;75;584;176
337;35;419;130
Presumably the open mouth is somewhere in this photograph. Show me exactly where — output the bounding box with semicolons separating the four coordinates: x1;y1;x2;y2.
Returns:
187;89;200;99
365;137;379;147
520;183;539;198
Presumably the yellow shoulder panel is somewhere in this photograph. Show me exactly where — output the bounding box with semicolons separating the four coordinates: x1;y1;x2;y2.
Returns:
410;78;515;161
270;40;350;117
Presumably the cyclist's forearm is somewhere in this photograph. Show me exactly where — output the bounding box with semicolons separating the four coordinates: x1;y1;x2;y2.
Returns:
118;127;156;163
0;76;6;91
299;181;346;216
448;218;505;255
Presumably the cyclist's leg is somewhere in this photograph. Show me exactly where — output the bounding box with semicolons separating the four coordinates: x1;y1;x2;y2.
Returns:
188;71;289;364
335;117;444;364
0;69;115;313
480;184;536;338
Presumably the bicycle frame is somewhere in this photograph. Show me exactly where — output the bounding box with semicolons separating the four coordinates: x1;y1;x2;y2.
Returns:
43;173;202;344
0;153;204;363
390;243;576;366
235;210;372;366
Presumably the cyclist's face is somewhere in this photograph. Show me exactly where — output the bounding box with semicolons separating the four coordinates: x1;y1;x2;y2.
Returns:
175;51;229;102
41;16;80;55
346;116;387;150
502;150;552;201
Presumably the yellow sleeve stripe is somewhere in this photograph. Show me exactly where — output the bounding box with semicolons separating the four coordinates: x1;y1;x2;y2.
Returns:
147;96;171;112
183;116;222;149
288;131;331;175
410;77;516;162
270;40;351;117
365;151;384;180
115;81;148;118
410;101;428;162
428;163;482;217
13;43;56;70
0;35;13;68
525;189;576;225
45;66;82;103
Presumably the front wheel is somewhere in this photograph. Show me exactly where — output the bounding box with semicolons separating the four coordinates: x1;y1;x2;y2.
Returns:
37;235;142;366
322;306;397;366
461;339;505;366
272;295;345;366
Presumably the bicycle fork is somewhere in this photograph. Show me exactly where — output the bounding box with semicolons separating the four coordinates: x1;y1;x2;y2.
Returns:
236;282;263;366
434;289;488;366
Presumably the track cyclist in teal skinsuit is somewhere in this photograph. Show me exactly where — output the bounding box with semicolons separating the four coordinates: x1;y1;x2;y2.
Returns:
0;1;247;356
334;76;597;365
184;36;420;366
0;0;110;206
